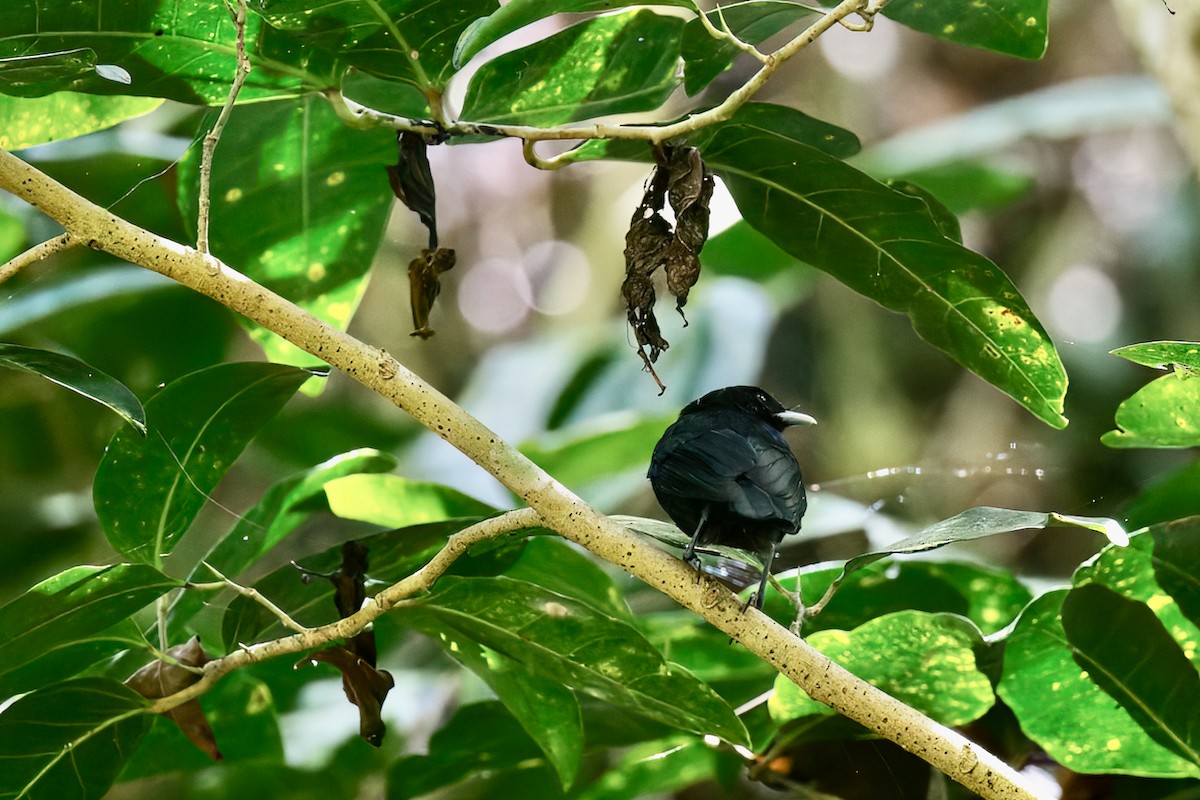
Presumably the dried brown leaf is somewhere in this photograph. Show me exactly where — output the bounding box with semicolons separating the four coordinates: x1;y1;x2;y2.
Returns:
126;636;222;760
408;247;457;339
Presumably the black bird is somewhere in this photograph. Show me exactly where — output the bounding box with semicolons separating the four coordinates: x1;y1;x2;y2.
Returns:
649;386;815;608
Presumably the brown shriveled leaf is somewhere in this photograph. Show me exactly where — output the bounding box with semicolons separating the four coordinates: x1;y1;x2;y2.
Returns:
387;131;440;248
294;541;394;746
125;636;221;760
621;145;714;390
408;247;457;339
301;646;395;747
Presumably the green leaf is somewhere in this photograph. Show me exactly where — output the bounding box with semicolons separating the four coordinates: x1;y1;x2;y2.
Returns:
119;672;283;779
701;219;802;281
1149;519;1200;630
177;98;395;367
387;701;555;800
404;575;749;744
882;0;1049;60
419;630;584;790
0;564;179;685
1062;584;1200;769
461;10;683;127
503;536;632;621
0;1;320;103
453;0;693;68
566;101;861;163
0;620;146;700
324;473;499;527
93;362;316;563
814;507;1125;609
251;0;496;95
0;342;146;433
680;1;818;95
0;677;151;800
0;93;161;148
169;448;398;634
1113;341;1200;373
0;207;22;262
769;611;994;727
1103;372;1200;448
999;590;1200;777
696;113;1068;428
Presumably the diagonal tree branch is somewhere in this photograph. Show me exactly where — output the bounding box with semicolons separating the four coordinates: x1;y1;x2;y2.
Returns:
0;146;1040;800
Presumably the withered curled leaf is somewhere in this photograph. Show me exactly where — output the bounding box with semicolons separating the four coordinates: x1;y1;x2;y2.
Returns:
126;636;221;760
621;144;714;390
295;541;394;746
301;646;395;747
387;131;439;248
408;247;457;339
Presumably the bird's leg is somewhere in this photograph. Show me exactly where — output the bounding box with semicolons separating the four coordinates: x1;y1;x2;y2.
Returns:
682;506;708;571
749;542;778;611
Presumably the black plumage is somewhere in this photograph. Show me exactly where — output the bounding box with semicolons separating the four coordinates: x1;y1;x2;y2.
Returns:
649;386;815;608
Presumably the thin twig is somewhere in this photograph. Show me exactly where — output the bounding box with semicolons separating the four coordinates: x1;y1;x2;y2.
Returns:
197;0;251;257
692;1;770;64
200;561;311;635
146;509;542;712
0;232;76;286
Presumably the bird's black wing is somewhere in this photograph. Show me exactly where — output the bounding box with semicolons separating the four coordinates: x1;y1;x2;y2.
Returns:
650;417;803;525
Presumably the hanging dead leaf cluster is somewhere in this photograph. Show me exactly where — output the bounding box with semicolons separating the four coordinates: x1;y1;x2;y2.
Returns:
388;131;456;339
295;541;395;747
622;145;714;391
126;636;222;760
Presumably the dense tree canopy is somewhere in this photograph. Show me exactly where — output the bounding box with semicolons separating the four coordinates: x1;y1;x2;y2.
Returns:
1;1;1199;798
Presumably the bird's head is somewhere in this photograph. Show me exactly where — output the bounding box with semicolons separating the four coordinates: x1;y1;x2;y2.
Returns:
680;385;817;431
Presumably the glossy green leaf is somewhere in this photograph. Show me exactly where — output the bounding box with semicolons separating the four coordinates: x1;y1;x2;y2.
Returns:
388;701;553;799
404;575;748;744
770;611;994;726
169;448;398;634
0;677;151;800
0;207;22;261
0;0;321;103
1072;525;1200;676
0;93;161;148
1149;518;1200;630
882;0;1049;60
885;178;962;243
0;342;146;433
461;10;683;127
813;507;1125;611
453;0;693;67
566;101;861;163
221;518;478;648
1103;372;1200;448
1113;341;1200;373
177;99;395;367
701;219;801;281
0;268;176;337
0;564;179;684
419;629;583;789
503;536;632;621
0;620;145;700
324;473;499;527
698;115;1068;428
251;0;496;95
1062;584;1200;768
999;590;1200;777
119;672;283;779
93;362;316;563
680;1;818;95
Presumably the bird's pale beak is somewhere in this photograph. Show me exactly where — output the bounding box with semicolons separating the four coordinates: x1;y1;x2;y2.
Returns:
777;409;817;427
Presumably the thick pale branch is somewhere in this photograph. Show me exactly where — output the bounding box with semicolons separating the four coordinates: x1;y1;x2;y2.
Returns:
0;147;1039;800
